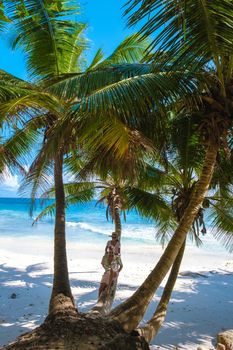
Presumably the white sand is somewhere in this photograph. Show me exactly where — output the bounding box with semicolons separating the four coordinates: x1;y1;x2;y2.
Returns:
0;235;233;349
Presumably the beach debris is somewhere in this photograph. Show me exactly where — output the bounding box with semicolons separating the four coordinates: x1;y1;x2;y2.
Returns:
217;330;233;350
10;293;17;299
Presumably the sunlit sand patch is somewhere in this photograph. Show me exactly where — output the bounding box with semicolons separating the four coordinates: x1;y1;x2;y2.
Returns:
1;280;35;288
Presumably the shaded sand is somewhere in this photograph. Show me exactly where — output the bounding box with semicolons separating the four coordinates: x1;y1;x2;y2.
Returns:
0;236;233;349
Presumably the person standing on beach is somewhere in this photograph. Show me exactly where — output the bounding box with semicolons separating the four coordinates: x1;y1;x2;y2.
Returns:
98;248;123;298
105;232;121;256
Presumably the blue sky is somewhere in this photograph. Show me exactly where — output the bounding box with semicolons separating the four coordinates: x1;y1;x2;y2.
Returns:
0;0;138;197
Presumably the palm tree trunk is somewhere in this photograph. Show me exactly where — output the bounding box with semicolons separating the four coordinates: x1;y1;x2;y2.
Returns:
110;144;218;331
114;203;122;238
93;202;122;314
49;150;76;316
138;241;186;343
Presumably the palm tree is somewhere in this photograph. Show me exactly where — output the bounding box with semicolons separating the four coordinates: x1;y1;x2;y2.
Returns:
125;114;232;341
101;0;233;333
4;0;88;316
138;164;233;343
0;0;152;317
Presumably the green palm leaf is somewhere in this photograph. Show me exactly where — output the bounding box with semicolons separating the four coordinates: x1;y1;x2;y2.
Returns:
45;63;152;100
126;187;173;222
0;117;43;166
86;48;105;71
95;34;148;68
32;201;56;225
42;181;95;200
33;181;95;223
170;113;205;177
125;0;233;64
73;71;200;122
5;0;85;80
208;200;233;252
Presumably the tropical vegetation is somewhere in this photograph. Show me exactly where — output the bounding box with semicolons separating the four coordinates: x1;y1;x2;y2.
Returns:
0;0;233;349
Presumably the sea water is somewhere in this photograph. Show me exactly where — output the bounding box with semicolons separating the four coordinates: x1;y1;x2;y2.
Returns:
0;197;228;253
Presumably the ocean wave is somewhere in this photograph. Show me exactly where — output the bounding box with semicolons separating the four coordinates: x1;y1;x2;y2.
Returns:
66;221;110;235
123;226;156;241
66;221;79;227
66;221;157;242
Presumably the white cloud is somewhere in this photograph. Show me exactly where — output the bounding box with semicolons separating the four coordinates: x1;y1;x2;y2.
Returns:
1;167;20;191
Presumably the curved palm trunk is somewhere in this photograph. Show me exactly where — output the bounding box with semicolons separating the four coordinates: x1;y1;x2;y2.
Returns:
110;144;218;332
49;151;76;316
138;241;186;343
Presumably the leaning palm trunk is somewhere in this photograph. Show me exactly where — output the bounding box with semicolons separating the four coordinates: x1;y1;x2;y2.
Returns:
110;143;218;331
138;241;186;342
49;151;76;316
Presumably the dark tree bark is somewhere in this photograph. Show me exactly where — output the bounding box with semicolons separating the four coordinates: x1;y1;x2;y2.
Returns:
114;199;122;237
49;150;76;316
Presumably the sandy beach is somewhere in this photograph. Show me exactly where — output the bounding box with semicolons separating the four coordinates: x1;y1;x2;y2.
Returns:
0;235;232;349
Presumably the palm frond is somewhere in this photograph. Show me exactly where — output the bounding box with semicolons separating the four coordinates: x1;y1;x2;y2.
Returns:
170;113;205;177
86;48;104;71
42;181;95;200
126;187;174;224
33;181;95;223
32;201;56;225
209;201;233;252
45;63;152;100
211;150;233;194
0;92;63;123
19;140;55;206
137;163;166;190
95;34;148;68
5;0;85;80
0;116;44;166
77;116;155;181
125;1;233;63
73;71;202;125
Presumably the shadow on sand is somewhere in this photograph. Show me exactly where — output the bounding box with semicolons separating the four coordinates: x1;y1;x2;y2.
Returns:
147;269;233;349
0;263;233;349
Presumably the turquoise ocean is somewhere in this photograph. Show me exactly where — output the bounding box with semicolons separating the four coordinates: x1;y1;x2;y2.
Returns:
0;197;228;253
